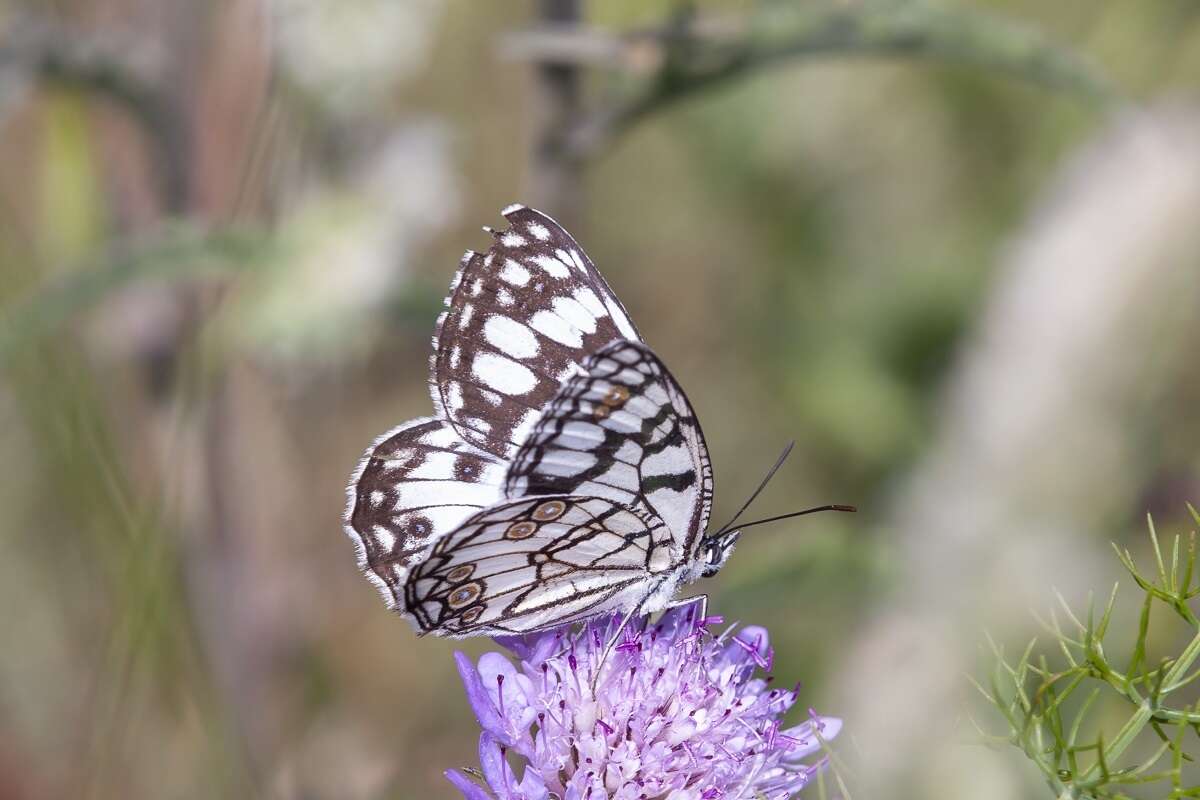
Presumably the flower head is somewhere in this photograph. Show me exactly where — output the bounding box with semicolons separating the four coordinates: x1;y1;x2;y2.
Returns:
446;606;840;800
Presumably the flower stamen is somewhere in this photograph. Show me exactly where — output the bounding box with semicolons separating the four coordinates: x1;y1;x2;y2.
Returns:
448;609;839;800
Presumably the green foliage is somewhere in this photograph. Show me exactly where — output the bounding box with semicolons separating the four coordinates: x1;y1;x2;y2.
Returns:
815;730;857;800
976;507;1200;798
0;224;276;360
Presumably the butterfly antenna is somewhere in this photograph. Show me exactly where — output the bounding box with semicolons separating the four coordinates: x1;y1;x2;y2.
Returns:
711;441;796;538
734;504;856;532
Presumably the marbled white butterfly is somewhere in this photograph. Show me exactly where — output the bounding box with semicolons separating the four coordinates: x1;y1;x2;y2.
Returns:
345;205;850;637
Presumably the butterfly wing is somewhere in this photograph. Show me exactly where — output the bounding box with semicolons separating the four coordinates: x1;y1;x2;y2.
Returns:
403;495;677;636
347;206;700;633
345;417;506;609
505;340;715;559
348;205;641;608
431;205;642;461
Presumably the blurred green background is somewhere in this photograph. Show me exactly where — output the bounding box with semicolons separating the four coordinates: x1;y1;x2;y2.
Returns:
2;1;1200;798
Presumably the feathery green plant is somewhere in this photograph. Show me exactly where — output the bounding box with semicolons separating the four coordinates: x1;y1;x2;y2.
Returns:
975;507;1200;798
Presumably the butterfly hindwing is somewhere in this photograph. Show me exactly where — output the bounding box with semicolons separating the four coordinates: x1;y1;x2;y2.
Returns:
346;417;505;609
404;495;677;636
431;205;642;461
505;340;715;559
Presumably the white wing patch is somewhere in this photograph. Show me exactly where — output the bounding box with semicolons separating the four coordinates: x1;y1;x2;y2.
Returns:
530;310;583;347
532;253;571;278
606;297;639;340
552;296;598;333
472;352;538;395
500;259;530;286
482;315;540;359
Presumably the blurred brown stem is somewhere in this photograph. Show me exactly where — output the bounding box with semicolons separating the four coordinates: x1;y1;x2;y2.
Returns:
525;0;585;226
2;8;282;790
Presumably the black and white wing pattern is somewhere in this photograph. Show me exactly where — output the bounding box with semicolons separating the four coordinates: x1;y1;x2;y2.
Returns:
431;205;641;460
404;496;678;636
399;343;716;635
347;418;506;607
505;340;714;559
347;205;645;619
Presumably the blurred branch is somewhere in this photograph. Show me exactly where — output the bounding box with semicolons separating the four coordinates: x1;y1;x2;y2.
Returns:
503;2;1114;162
0;20;190;210
525;0;585;225
500;23;629;69
0;225;276;359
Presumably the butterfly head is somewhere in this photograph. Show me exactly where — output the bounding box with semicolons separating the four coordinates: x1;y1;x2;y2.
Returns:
700;530;740;577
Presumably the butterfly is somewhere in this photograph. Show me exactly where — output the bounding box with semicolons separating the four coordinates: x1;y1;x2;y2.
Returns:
345;204;849;637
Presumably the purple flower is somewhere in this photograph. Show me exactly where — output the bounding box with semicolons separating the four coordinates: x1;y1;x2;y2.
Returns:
446;606;841;800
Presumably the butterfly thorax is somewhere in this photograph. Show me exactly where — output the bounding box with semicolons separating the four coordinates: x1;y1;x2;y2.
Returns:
638;535;733;617
637;564;701;617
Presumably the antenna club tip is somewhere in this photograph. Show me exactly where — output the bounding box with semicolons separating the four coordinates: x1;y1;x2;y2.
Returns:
832;505;857;513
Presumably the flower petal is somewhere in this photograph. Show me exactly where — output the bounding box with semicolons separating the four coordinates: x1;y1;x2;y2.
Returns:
737;625;770;651
478;651;540;737
493;633;533;660
478;731;515;796
517;765;550;800
817;716;843;741
445;769;494;800
778;717;843;759
725;626;771;669
496;629;563;665
454;651;506;739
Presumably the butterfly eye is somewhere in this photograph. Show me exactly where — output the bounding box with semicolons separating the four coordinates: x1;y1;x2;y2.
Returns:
699;541;727;578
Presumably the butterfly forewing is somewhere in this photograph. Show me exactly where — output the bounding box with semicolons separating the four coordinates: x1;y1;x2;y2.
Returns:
404;495;676;636
346;417;505;609
431;205;642;460
505;340;714;558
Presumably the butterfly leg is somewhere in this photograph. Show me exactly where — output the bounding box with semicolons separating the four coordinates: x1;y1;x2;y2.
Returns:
590;594;711;690
589;600;651;693
664;593;708;626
